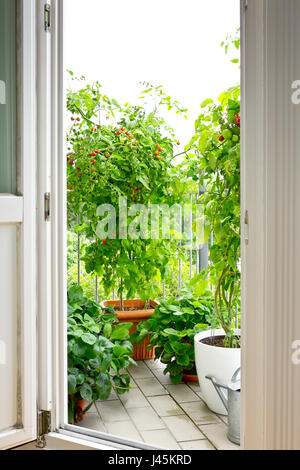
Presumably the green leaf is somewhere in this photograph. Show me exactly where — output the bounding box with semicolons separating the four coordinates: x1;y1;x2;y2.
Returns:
176;354;190;367
103;323;112;338
200;98;214;108
72;341;87;357
81;332;97;345
171;342;189;355
136;174;150;190
111;324;132;340
113;374;130;395
96;372;112;400
113;345;130;357
68;374;77;394
80;383;93;401
162;328;179;337
170;372;183;384
68;285;84;304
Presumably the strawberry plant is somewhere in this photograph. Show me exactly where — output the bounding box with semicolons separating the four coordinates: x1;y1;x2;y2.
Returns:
131;290;213;383
67;286;134;423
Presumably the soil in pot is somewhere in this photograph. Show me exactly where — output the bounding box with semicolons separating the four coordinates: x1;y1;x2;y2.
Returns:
200;335;241;348
102;299;158;361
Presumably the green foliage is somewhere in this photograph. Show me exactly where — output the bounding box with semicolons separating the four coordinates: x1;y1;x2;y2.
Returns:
66;76;191;306
220;28;240;65
182;85;241;346
131;290;213;383
67;285;135;422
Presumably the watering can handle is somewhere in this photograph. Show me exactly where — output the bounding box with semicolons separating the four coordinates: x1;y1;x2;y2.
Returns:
205;375;228;411
231;367;241;383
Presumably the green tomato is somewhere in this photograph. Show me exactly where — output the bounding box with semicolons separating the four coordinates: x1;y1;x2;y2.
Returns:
222;129;232;140
232;135;239;142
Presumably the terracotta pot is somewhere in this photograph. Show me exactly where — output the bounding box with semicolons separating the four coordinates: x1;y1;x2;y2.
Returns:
182;372;198;383
68;395;87;423
101;298;158;361
75;398;87;422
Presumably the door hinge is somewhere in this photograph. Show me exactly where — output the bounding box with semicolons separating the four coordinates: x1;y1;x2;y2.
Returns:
243;0;248;11
36;410;51;448
44;3;51;32
44;192;51;221
244;210;249;246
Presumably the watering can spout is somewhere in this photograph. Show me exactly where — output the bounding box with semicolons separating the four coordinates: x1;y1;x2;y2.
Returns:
205;375;228;411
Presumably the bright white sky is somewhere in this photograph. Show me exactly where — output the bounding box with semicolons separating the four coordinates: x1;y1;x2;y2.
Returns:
64;0;240;144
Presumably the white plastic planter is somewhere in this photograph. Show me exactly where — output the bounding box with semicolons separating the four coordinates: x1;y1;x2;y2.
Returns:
194;329;241;415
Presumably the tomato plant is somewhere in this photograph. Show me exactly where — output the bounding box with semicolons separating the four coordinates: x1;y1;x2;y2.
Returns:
182;85;240;347
66;75;192;308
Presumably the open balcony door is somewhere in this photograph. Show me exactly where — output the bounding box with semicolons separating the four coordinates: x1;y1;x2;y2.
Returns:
0;0;37;449
3;0;300;451
241;0;300;449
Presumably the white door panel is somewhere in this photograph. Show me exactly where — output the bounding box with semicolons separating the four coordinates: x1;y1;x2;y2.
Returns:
0;0;37;450
0;224;18;432
241;0;300;449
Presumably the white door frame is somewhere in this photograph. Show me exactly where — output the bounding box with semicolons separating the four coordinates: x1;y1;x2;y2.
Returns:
0;0;37;450
46;0;300;451
241;0;300;450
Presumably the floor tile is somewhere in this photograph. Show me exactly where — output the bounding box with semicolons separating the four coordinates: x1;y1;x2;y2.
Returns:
87;402;99;414
144;359;165;370
128;361;154;379
179;439;215;450
105;421;143;443
166;384;199;403
119;387;150;409
141;429;181;450
130;377;138;388
76;413;106;432
96;400;129;423
217;414;228;424
151;369;174;385
127;407;165;431
135;377;168;397
186;382;201;393
162;415;205;442
97;387;118;401
199;423;240;450
180;401;221;425
196;391;205;401
148;395;183;417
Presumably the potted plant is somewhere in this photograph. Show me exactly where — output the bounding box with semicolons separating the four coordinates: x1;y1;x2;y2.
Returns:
132;289;213;383
184;85;241;414
67;286;135;423
66;77;190;359
101;299;159;361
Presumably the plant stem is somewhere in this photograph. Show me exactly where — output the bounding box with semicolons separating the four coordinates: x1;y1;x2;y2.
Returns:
120;279;124;311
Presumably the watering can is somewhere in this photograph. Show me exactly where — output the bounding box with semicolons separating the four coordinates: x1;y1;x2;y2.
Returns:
206;368;240;445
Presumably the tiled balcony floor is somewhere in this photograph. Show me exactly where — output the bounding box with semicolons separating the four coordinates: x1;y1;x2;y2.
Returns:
78;359;240;450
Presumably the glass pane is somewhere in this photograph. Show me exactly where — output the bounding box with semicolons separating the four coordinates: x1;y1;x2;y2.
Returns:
0;0;17;194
